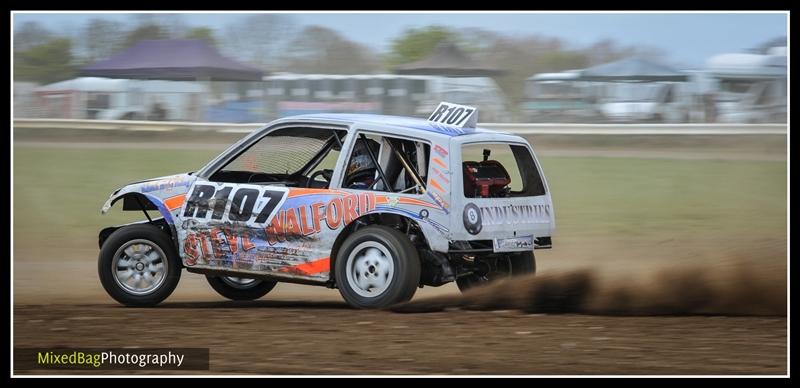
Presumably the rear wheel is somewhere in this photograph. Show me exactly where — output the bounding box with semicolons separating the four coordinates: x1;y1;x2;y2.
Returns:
335;225;421;309
456;251;536;292
206;276;277;301
98;224;181;307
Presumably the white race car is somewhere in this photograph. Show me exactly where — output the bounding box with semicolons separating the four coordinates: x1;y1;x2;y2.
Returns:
98;102;555;308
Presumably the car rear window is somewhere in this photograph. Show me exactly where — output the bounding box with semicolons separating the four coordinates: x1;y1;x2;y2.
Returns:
461;143;546;198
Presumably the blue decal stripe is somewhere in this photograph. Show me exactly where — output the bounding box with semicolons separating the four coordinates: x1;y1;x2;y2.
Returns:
143;193;175;224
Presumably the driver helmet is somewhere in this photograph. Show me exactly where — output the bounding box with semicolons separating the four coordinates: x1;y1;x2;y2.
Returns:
346;139;379;188
347;154;375;176
346;139;379;176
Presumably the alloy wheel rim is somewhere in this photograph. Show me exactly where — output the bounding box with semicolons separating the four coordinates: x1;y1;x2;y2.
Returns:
345;241;395;297
112;239;168;296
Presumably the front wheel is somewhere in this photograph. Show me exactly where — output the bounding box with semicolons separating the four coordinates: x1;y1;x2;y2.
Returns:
206;276;277;301
335;225;421;309
456;251;536;292
98;224;182;307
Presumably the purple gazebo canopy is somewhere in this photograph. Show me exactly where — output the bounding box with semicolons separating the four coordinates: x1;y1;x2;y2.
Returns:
80;39;264;82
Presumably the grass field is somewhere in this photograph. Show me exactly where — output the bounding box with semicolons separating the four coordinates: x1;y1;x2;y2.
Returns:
12;139;788;374
13;144;786;262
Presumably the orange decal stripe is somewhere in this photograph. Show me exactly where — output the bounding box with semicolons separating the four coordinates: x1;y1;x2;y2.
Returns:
288;188;348;198
432;157;448;169
429;179;445;192
164;194;186;211
397;197;438;208
279;257;330;276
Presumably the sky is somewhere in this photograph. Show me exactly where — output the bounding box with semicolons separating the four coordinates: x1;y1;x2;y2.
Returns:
12;12;788;68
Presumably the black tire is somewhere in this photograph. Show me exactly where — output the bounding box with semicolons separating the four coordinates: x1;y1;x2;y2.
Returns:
456;251;536;292
98;224;181;307
206;276;277;301
335;225;421;309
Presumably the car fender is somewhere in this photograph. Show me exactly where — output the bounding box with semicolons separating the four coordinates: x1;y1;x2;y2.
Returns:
365;207;449;252
101;173;196;224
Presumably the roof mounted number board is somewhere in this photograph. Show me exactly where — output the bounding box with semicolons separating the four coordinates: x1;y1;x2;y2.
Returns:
427;101;478;128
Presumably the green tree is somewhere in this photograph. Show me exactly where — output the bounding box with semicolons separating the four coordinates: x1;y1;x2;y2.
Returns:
123;24;167;48
582;39;665;66
387;26;455;67
223;14;297;71
283;26;381;74
83;18;125;61
14;38;75;84
14;21;53;52
185;27;216;47
538;51;589;72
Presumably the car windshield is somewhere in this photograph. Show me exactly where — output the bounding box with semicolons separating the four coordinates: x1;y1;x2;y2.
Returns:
208;127;346;186
224;129;331;175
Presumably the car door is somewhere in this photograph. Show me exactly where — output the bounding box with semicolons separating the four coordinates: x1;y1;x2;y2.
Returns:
174;125;348;281
176;177;290;273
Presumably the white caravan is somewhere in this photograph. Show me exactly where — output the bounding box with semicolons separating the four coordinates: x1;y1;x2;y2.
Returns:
33;77;208;121
597;81;691;123
705;47;787;123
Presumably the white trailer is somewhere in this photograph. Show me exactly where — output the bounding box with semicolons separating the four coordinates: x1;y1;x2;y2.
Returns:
597;81;692;123
522;72;598;122
33;77;208;121
263;74;511;122
705;47;787;123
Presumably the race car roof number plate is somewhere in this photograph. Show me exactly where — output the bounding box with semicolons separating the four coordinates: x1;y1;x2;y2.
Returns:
428;101;478;128
493;236;533;252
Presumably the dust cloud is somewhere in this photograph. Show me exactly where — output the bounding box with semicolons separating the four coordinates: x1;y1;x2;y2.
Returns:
393;254;786;316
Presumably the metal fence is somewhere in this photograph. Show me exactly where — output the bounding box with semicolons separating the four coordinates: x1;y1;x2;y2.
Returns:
13;118;788;135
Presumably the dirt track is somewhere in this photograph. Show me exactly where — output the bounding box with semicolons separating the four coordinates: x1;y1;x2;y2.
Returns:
13;302;786;375
12;135;788;375
12;239;788;375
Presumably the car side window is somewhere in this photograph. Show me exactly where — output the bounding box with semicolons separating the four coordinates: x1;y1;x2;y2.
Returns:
342;132;430;194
